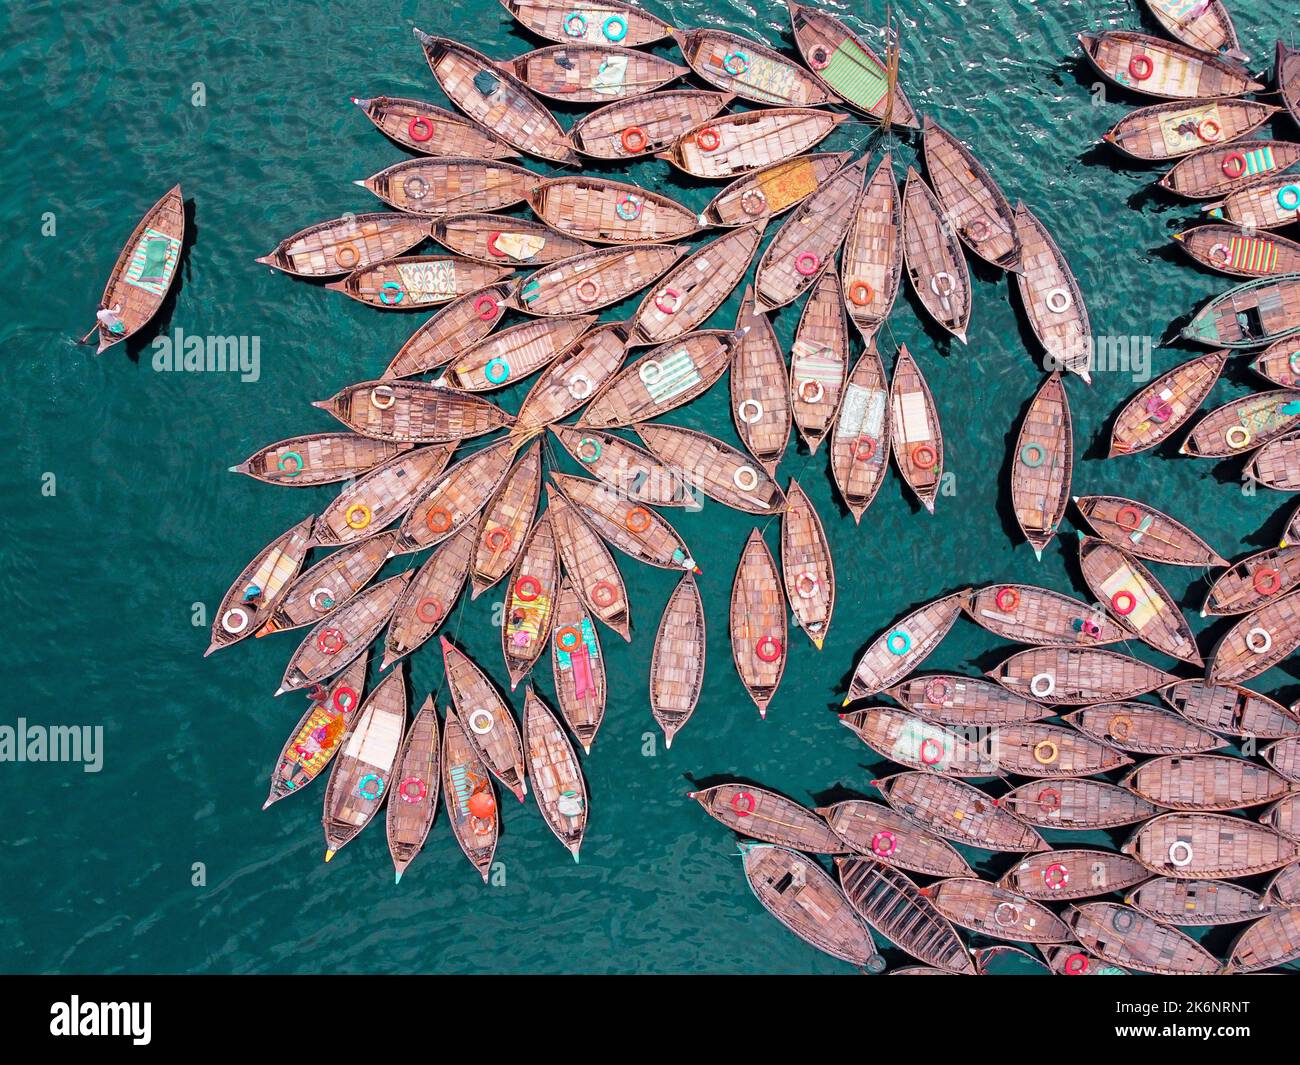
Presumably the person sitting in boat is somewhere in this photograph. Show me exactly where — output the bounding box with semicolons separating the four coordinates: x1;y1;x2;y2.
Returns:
96;304;126;335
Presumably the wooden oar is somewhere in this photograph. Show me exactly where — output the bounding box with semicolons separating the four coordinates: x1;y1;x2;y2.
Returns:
77;324;99;345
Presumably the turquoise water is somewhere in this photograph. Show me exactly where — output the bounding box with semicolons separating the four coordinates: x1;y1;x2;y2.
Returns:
3;0;1298;974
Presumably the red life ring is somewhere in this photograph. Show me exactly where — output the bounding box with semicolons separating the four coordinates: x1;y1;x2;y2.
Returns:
654;288;681;315
1128;54;1153;81
408;115;435;142
755;635;783;662
995;586;1020;612
924;677;951;703
621;126;648;153
591;580;619;607
1063;952;1089;975
1043;862;1070;890
695;127;721;152
1038;787;1061;811
851;435;877;462
794;251;821;277
515;575;542;602
317;628;345;654
1115;505;1143;531
1111;590;1137;616
730;791;756;816
871;830;896;857
416;597;443;624
332;686;358;713
1254;568;1282;596
1221;152;1247;179
919;737;944;765
486;231;508;258
474;294;499;321
399;777;427;803
1198;118;1221;142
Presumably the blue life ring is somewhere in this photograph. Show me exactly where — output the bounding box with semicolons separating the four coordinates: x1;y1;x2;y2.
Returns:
885;630;912;655
563;12;587;37
357;773;384;801
723;51;749;75
602;15;627;41
379;282;404;305
485;357;511;384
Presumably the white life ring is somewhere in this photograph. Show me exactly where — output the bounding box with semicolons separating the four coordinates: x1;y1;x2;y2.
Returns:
1045;287;1072;313
468;708;495;735
797;378;824;404
732;465;759;491
1030;672;1056;698
1246;627;1273;654
638;359;663;386
737;399;764;424
308;588;336;612
370;385;396;410
1168;840;1194;868
567;372;592;399
221;608;249;634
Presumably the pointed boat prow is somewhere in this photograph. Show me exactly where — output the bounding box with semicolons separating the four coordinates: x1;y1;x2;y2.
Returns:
324;849;335;863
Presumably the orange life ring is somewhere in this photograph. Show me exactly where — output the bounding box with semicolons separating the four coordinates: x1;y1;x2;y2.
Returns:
1115;505;1143;531
621;126;648;153
1128;54;1153;81
591;580;619;607
1198;118;1221;142
625;506;652;533
515;575;541;602
425;506;453;533
911;443;938;468
1038;787;1061;811
1221;152;1247;178
416;597;443;624
695;127;721;152
848;280;873;306
1108;714;1133;740
995;586;1020;612
1254;568;1282;596
851;435;877;462
755;635;783;662
555;625;583;651
334;242;360;268
483;526;512;552
730;791;756;816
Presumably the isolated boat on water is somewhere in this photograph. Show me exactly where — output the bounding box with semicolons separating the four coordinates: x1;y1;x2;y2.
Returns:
351;95;518;158
649;573;705;747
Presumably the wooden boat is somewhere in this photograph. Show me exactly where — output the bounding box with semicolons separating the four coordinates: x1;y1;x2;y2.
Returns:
568;89;731;159
314;380;513;444
926;878;1070;944
790;270;850;452
626;224;766;345
255;532;396;636
634;423;786;515
264;658;367;809
874;772;1048;852
1264;736;1300;781
1286;501;1300;547
440;636;527;801
206;516;314;654
787;3;918;127
731;288;791;473
470;443;542;599
357;157;533;217
1162;141;1300;200
1264;861;1300;906
1015;204;1092;382
523;687;587;861
528;177;700;245
1253;337;1300;387
692;784;843;852
830;347;892;522
382;284;512;379
441;315;594;392
1122;753;1290;811
1205;171;1300;229
1001;777;1159;830
550;578;606;752
502;43;686;102
901;168;971;343
729;531;787;716
781;479;834;650
889;346;943;512
232;433;406;488
577;330;733;427
386;698;440;882
546;485;631;640
88;185;184;354
1247;436;1300;490
314;445;454;548
1281;41;1300;128
841;153;902;346
381;523;475;667
413;31;577;164
351;95;518;158
1206;590;1300;684
999;849;1148;901
501;514;559;689
1107;351;1226;457
1142;0;1244;59
256;213;430;278
683;28;835;105
394;439;517;554
326;255;513;311
1011;373;1072;559
843;591;968;704
514;243;685;317
659;108;846;182
1064;902;1220;975
1077;536;1203;665
514;322;628;430
1126;877;1268;926
554;426;694;507
1077;31;1262;99
442;708;498;881
278;573;412;694
1224;908;1300;973
990;722;1131;777
923;120;1020;271
840;707;998;777
818;800;974;878
1123;811;1300;878
1102;99;1278;161
1076;494;1227;567
1261;794;1300;841
990;647;1175;705
886;675;1054;726
433;213;590;266
1164;679;1300;738
322;666;407;861
1042;945;1132;976
973;946;1053;976
700;152;851;227
649;573;705;747
1181;277;1300;349
501;0;672;47
1203;544;1300;616
742;845;884;971
836;859;974;974
965;584;1125;647
552;473;698;572
1063;702;1226;755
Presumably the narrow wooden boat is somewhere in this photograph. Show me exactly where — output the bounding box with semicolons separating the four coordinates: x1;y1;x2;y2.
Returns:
442;708;498;882
692;784;843;852
382;284;512;379
440;636;527;800
874;773;1048;852
351;95;518;158
1264;736;1300;781
555;426;694;507
729;531;788;716
1001;777;1159;830
394;439;517;555
731;287;791;473
634;423;785;515
649;573;705;748
502;43;686;102
528;177;700;245
1261;794;1299;840
550;578;606;752
990;647;1175;705
501;514;559;690
1205;171;1300;228
386;698;440;882
1254;337;1300;387
1224;908;1300;972
1264;861;1300;906
314;445;454;548
1123;811;1300;878
700;152;851;227
627;224;766;345
1011;373;1072;559
843;591;968;704
1077;536;1203;665
326;255;514;311
840;707;998;777
568;89;731;159
1077;31;1262;99
314;380;513;444
514;243;685;316
264;659;367;810
790;270;850;452
206;516;314;655
676;27;833;106
256;213;430;278
514;322;628;430
991;722;1132;777
1181;277;1300;349
1122;754;1290;811
1206;590;1300;684
818;800;974;878
1042;945;1133;976
1107;351;1226;457
1161;141;1300;199
841;153;902;346
413;31;577;164
926;878;1070;944
279;573;412;694
441;315;594;392
88;185;184;354
1281;41;1300;128
743;845;884;971
886;675;1054;726
1247;435;1300;490
973;946;1053;975
501;0;672;47
1077;494;1227;567
659;108;847;182
964;584;1125;647
523;687;587;861
546;485;631;640
357;157;533;217
923;120;1020;271
901;168;971;344
1164;679;1300;738
831;347;892;522
781;479;834;650
433;213;590;266
999;849;1148;902
1062;702;1226;755
322;666;407;861
1286;500;1300;547
889;346;943;512
1126;877;1268;926
1015;204;1092;381
1203;544;1300;616
1141;0;1244;59
787;2;918;127
256;532;396;637
470;444;541;600
1064;902;1220;974
551;473;698;571
577;330;733;427
837;859;974;974
1102;98;1278;161
232;433;406;488
381;523;475;668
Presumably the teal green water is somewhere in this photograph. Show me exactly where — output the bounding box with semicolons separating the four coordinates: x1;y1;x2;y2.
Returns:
3;0;1298;974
